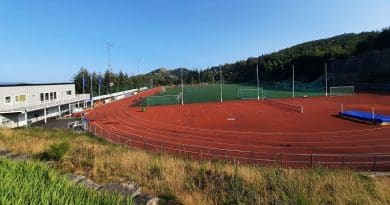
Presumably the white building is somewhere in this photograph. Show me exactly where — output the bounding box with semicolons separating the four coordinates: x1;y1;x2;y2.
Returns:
0;83;90;128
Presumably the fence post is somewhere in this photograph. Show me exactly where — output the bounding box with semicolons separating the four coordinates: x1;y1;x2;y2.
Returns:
183;145;186;158
129;136;132;148
280;153;283;167
310;154;313;169
200;148;203;160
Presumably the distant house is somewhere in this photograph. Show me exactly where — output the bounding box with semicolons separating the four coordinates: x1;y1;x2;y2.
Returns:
0;83;90;128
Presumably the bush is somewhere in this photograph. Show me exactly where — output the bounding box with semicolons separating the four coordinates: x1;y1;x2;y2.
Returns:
37;141;70;161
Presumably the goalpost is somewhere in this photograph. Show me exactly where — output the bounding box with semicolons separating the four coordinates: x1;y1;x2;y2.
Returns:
146;94;180;106
329;86;355;96
238;88;263;100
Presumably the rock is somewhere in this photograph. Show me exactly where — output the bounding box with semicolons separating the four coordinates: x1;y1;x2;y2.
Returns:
8;153;31;161
78;178;101;190
0;147;10;156
69;174;86;184
134;194;159;205
100;182;141;198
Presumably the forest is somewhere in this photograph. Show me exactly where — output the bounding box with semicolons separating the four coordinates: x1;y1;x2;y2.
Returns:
73;27;390;94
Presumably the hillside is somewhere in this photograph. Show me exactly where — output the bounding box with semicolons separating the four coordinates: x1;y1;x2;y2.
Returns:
73;27;390;94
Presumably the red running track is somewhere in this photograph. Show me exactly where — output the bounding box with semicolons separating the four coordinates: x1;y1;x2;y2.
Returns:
86;87;390;171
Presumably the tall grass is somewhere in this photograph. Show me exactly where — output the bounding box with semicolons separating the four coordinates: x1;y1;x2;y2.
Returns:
0;157;133;205
1;127;390;204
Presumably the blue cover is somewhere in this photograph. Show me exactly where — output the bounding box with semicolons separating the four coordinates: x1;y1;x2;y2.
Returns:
340;110;390;124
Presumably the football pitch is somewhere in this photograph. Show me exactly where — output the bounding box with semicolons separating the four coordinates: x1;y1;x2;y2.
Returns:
148;84;325;105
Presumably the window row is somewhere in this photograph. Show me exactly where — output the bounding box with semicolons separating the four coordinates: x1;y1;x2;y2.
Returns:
40;92;57;102
4;90;72;104
4;94;27;104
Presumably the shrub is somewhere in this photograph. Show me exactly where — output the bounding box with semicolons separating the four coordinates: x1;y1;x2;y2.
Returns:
37;141;70;161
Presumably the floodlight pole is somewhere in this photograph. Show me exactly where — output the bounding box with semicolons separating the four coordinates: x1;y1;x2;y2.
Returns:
90;76;93;108
107;43;113;94
82;73;85;94
181;67;184;105
220;66;223;102
325;63;328;96
292;64;295;99
256;64;260;100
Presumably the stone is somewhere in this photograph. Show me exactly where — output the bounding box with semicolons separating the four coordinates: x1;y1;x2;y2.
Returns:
0;147;10;156
9;153;31;161
134;194;159;205
99;182;141;198
78;178;101;190
69;174;86;184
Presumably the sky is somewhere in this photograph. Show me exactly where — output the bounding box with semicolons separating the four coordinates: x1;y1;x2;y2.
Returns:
0;0;389;83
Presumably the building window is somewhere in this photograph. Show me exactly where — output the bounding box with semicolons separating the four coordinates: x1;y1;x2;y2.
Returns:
45;93;49;101
5;96;11;104
40;93;44;102
50;92;54;101
66;90;72;95
15;95;27;103
54;92;57;100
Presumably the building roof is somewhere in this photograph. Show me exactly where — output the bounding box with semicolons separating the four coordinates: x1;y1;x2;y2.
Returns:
0;82;74;87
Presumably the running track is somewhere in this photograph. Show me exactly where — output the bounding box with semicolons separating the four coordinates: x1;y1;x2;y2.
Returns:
86;88;390;171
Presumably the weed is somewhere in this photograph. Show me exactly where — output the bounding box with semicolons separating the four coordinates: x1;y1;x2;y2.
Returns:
36;141;70;161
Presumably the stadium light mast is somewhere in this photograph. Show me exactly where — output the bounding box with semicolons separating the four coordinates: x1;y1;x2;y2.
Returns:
292;64;295;99
181;67;184;105
137;59;140;89
107;43;113;94
220;66;223;102
90;75;93;108
325;63;328;96
256;64;260;100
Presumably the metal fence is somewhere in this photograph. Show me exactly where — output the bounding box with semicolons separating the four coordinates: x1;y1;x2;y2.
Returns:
87;123;390;172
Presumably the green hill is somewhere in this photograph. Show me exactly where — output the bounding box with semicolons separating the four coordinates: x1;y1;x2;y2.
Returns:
73;27;390;94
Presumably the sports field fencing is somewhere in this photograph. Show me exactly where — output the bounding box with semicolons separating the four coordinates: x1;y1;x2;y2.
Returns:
87;123;390;172
145;84;325;106
329;86;355;96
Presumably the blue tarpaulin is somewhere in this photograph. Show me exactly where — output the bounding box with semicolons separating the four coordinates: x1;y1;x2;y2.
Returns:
339;110;390;125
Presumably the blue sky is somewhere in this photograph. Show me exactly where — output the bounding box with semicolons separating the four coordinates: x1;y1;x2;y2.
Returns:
0;0;389;83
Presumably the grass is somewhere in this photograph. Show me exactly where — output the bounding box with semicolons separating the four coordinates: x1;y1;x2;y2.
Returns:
145;84;324;106
0;157;134;205
1;127;390;204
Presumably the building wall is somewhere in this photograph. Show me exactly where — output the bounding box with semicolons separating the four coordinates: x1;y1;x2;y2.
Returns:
0;84;76;111
0;104;76;128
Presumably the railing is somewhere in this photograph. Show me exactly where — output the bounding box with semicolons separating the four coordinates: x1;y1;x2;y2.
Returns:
87;123;390;172
0;94;91;113
92;87;148;101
